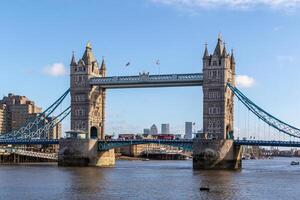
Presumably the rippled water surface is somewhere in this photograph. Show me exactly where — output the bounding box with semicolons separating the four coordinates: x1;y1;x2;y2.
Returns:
0;158;300;200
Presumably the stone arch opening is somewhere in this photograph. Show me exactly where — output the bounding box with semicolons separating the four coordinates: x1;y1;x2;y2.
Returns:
90;126;98;139
226;124;233;139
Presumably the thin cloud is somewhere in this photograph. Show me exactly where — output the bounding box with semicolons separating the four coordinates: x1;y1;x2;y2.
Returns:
276;55;295;63
43;63;67;77
236;75;255;88
150;0;300;10
273;25;284;32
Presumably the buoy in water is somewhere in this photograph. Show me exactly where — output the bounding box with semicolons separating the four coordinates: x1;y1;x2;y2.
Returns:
200;187;210;191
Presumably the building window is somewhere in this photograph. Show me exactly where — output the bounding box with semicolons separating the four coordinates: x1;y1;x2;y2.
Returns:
75;94;86;102
208;106;220;115
208;91;220;99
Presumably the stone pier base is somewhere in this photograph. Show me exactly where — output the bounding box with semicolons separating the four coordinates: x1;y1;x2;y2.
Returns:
193;139;242;170
58;139;115;167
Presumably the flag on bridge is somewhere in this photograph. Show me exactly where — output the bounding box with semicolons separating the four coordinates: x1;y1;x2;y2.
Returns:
156;59;160;65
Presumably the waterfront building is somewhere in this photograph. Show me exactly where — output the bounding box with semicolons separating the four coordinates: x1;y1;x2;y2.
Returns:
46;117;62;139
118;134;135;139
150;124;158;135
0;93;42;132
0;104;7;134
161;123;170;134
184;122;193;139
0;94;62;138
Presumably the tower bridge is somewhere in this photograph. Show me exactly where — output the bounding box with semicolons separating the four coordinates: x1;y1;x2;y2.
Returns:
1;35;300;169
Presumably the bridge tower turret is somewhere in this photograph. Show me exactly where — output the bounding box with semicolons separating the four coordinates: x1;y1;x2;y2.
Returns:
202;35;235;139
70;42;106;139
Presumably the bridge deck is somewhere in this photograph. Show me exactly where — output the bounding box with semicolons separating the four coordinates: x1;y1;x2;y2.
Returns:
1;139;300;149
89;73;203;88
97;139;300;151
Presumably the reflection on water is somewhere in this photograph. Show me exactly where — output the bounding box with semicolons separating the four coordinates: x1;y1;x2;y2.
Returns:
0;158;300;200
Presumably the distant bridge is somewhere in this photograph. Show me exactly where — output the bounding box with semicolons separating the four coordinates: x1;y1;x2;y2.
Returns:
13;149;58;160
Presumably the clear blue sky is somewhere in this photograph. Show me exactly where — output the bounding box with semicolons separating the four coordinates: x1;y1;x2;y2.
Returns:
0;0;300;136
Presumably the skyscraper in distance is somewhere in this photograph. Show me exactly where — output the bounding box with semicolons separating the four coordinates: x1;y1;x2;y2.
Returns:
184;122;193;139
161;123;170;134
150;124;158;135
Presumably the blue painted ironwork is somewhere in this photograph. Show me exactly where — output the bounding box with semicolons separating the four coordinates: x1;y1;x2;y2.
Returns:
89;73;203;88
98;139;193;151
97;139;300;151
0;89;70;140
0;139;59;145
228;83;300;138
234;140;300;147
2;138;300;148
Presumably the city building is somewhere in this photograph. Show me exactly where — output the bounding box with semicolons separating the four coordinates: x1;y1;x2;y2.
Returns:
46;117;62;139
143;128;150;135
150;124;158;135
118;134;135;139
0;94;62;138
184;122;193;139
0;104;7;134
117;134;181;157
0;93;42;132
161;123;170;134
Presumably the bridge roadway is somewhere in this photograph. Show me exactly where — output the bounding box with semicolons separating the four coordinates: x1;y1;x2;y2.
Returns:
89;73;203;88
2;139;300;150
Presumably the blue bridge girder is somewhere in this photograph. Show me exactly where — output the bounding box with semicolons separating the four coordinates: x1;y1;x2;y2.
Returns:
0;139;59;145
89;73;203;89
1;139;300;148
234;140;300;147
97;139;194;151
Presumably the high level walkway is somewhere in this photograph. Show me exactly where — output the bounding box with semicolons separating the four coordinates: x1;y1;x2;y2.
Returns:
89;73;203;88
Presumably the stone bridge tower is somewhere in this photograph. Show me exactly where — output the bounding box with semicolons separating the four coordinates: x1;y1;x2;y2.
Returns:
202;35;235;139
70;43;106;139
193;35;241;170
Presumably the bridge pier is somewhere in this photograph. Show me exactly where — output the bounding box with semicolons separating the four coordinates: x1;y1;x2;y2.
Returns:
58;139;115;167
193;139;242;170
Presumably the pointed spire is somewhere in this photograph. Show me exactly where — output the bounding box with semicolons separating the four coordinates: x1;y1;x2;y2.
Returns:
218;32;222;41
86;41;92;49
203;43;209;59
70;51;77;66
82;41;96;65
100;56;106;76
231;49;235;64
100;57;106;71
222;42;227;57
213;34;223;56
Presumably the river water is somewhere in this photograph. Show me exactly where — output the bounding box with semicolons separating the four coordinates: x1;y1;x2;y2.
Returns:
0;158;299;200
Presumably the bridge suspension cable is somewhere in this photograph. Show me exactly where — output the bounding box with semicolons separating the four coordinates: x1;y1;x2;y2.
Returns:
228;83;300;138
0;89;70;140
